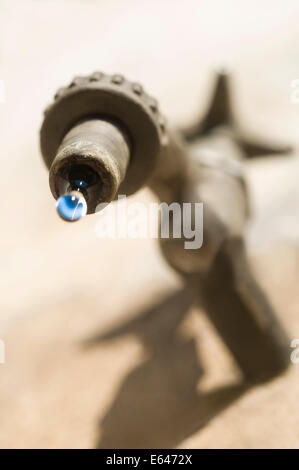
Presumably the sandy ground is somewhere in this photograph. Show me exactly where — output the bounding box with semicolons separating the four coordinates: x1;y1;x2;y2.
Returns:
0;0;299;448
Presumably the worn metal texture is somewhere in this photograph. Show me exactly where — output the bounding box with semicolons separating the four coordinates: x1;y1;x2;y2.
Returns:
50;119;131;213
40;72;166;196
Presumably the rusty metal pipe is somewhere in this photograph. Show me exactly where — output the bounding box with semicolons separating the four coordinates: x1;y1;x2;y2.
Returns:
49;119;131;213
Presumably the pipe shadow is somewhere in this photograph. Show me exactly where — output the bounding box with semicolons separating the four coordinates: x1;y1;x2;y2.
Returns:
84;288;250;449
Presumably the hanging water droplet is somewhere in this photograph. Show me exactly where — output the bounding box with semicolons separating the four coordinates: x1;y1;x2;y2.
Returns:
72;179;88;189
56;191;87;222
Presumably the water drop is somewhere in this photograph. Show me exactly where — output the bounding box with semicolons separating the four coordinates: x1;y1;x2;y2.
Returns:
72;179;87;189
68;165;98;190
56;191;87;222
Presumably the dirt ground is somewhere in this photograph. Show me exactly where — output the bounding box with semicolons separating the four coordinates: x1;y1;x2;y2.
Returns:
0;0;299;448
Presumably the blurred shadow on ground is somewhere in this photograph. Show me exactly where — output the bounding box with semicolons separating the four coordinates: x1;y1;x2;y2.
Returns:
84;288;249;448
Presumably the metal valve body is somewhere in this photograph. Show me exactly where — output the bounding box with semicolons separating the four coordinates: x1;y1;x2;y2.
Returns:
40;71;291;383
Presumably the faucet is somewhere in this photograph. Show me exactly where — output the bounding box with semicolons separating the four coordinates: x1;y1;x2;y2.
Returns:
40;71;291;383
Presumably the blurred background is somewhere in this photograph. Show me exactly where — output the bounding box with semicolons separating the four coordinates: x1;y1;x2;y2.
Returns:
1;0;299;448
